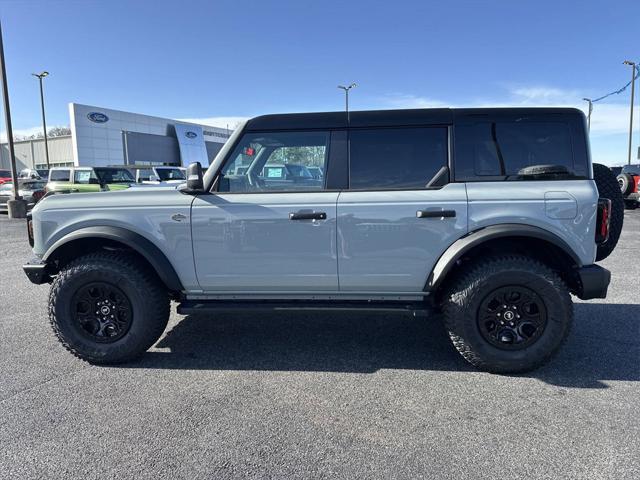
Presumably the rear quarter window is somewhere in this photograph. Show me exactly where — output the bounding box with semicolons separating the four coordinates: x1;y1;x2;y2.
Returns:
49;170;71;182
455;121;582;180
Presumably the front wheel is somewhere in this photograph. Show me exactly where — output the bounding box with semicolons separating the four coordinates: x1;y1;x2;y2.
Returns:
442;255;572;373
48;252;170;364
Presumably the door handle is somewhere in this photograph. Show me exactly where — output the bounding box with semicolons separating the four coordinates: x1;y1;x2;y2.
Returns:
289;211;327;221
416;209;456;218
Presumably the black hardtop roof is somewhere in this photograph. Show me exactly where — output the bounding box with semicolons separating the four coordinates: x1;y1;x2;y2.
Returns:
245;107;585;131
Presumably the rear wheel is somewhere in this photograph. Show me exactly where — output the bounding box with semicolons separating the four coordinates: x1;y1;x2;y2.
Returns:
593;163;624;261
442;255;572;373
48;251;170;363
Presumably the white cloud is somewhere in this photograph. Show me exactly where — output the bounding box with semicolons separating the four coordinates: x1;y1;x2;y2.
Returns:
383;94;448;109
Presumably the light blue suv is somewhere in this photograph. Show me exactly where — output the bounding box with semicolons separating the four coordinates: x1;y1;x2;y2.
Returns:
24;107;622;373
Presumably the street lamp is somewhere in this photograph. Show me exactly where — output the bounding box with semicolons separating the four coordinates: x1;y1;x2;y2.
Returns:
32;70;50;168
623;60;636;165
337;83;357;122
582;98;593;132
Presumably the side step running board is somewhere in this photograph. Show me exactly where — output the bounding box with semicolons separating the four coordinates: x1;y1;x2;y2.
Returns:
177;300;434;316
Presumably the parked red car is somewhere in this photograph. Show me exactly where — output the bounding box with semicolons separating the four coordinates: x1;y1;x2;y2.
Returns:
0;169;12;185
617;164;640;209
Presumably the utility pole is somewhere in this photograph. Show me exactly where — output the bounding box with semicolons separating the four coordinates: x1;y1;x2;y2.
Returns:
0;18;26;218
582;98;593;132
337;83;357;123
32;71;50;168
623;60;636;165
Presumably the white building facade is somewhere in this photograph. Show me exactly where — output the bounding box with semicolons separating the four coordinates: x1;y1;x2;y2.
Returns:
1;103;232;171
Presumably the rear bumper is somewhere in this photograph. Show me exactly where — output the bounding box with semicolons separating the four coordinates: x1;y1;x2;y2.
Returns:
576;264;610;300
23;258;51;285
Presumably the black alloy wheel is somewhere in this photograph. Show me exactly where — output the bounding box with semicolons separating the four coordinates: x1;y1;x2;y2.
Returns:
71;282;133;343
477;286;547;350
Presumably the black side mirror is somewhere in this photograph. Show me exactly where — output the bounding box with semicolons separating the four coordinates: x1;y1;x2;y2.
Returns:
186;162;204;192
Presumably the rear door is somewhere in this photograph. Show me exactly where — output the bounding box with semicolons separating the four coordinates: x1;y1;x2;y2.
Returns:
337;126;468;293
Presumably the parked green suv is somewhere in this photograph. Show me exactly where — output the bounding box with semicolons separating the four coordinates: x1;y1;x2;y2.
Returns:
46;167;135;193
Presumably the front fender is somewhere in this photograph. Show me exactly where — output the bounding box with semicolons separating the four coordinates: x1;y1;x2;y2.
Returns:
43;226;184;292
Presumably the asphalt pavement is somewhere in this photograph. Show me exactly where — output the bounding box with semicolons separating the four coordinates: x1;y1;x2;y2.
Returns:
0;212;638;479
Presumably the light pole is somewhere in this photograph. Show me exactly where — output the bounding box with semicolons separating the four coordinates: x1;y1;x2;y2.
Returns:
582;98;593;132
32;71;50;168
337;83;357;122
0;18;26;217
623;60;636;165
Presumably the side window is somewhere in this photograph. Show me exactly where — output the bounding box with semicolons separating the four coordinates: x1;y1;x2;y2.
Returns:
349;127;447;190
455;122;575;179
50;169;70;182
137;169;153;181
219;131;329;193
74;170;97;184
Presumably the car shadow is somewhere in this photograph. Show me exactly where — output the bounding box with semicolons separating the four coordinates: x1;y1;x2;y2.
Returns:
126;303;639;389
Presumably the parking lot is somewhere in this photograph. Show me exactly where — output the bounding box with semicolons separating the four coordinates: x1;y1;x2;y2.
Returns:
0;212;638;479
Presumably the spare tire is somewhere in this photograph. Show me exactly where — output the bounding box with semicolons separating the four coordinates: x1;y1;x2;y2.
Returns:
617;173;634;195
593;163;624;261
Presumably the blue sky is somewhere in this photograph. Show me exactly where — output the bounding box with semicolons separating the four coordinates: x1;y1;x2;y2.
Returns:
0;0;639;165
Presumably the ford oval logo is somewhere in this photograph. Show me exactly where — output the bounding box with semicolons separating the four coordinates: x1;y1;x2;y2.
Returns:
185;131;197;139
87;112;109;123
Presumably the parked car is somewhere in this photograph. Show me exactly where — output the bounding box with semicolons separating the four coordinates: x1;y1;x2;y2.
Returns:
259;163;323;189
24;107;621;373
0;179;47;212
19;168;49;180
0;169;12;185
46;166;135;194
129;166;186;184
617;164;640;209
307;165;324;180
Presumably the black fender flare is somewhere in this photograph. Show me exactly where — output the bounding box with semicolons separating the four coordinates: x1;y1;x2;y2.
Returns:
43;226;184;292
427;224;583;291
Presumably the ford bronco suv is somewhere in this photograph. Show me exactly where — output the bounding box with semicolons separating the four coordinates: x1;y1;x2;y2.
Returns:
23;108;622;373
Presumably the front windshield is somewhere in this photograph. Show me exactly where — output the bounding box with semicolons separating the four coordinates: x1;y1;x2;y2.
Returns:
93;168;135;184
157;168;186;181
0;170;10;177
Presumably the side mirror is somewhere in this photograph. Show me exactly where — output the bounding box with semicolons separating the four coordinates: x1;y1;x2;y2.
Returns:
149;174;160;182
186;162;204;192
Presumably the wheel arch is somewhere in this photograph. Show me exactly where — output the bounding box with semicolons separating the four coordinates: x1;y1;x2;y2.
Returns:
43;226;184;293
428;224;583;297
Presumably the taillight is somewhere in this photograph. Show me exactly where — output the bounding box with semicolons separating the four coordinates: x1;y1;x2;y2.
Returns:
595;198;611;245
633;176;640;193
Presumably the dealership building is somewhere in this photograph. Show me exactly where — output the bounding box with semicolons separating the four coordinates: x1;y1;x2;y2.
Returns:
0;103;232;172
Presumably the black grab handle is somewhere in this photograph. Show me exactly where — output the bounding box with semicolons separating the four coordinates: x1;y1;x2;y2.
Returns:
289;211;327;220
416;210;456;219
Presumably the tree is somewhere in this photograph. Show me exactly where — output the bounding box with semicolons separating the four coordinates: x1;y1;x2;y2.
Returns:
14;126;71;141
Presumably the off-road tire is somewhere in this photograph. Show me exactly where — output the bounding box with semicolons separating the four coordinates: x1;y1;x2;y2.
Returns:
617;173;634;196
593;163;624;261
442;255;573;373
48;251;170;364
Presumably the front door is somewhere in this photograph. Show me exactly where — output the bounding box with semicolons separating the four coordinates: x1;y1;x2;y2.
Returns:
192;130;339;293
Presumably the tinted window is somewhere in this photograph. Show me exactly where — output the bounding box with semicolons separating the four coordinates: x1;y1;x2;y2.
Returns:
50;169;70;182
93;168;135;184
157;168;185;181
349;127;447;190
455;122;575;179
219;131;328;193
622;164;640;175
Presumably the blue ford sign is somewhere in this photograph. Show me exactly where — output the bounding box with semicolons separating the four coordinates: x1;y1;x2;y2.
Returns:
185;131;197;139
87;112;109;123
